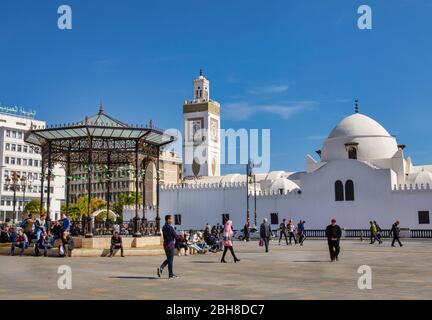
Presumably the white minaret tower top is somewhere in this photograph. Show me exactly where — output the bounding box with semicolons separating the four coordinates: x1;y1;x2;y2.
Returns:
193;69;210;102
182;70;221;178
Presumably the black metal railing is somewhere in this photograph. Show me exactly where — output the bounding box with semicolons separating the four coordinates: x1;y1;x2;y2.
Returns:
410;229;432;238
304;229;326;237
345;229;391;238
69;220;158;237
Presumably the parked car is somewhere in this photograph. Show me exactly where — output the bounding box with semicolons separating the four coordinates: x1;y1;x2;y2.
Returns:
234;227;261;241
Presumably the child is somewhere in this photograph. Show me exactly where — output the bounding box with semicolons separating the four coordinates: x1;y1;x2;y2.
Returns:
11;228;28;256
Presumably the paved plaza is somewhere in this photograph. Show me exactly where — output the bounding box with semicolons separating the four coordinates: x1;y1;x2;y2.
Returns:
0;239;431;300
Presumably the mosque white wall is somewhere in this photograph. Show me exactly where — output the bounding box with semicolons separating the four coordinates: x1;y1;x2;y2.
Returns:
149;159;432;231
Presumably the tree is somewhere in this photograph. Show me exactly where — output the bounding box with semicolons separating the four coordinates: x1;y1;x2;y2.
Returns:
66;195;107;220
24;199;45;215
112;192;141;217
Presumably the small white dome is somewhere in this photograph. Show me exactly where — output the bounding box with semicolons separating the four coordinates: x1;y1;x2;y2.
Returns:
414;171;432;186
321;113;399;162
269;178;300;193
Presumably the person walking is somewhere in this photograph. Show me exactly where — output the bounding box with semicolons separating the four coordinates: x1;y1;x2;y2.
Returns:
158;215;180;279
390;221;403;247
325;218;342;262
278;219;288;245
374;220;382;243
287;220;297;245
220;220;240;263
370;221;382;244
260;218;272;252
297;220;306;245
243;222;250;242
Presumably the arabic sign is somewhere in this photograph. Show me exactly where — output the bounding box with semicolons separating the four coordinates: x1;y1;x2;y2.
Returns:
0;104;36;119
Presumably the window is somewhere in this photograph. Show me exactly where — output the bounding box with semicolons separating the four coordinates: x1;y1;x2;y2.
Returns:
34;160;38;167
5;143;10;151
6;130;10;137
17;145;22;152
418;211;430;224
5;157;9;164
23;159;27;166
28;159;33;166
174;214;182;225
23;146;28;153
12;131;16;138
270;213;279;225
335;180;344;201
11;144;16;151
348;147;357;159
17;132;23;139
222;213;230;224
10;158;15;165
345;180;355;201
17;158;21;165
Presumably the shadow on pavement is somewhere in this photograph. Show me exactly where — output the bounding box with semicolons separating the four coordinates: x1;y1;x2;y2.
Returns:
110;276;159;280
292;260;330;263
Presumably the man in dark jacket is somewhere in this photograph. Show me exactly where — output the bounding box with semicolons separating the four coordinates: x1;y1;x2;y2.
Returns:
158;215;179;279
108;231;124;257
390;221;403;247
260;218;272;253
243;222;250;242
278;219;288;245
325;218;342;262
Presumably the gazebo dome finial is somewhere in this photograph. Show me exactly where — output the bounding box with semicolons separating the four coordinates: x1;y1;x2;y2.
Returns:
99;101;104;115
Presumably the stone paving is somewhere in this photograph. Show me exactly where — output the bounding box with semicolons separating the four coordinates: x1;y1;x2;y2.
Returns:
0;239;431;300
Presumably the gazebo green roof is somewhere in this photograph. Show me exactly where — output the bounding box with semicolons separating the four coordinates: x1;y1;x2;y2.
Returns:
24;105;175;149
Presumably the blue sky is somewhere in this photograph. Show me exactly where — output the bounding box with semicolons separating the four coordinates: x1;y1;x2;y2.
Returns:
1;0;432;174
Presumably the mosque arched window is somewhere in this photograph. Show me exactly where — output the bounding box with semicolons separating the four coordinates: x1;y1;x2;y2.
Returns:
335;180;344;201
345;180;355;201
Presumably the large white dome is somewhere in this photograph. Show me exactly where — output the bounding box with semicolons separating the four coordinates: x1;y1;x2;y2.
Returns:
321;113;399;162
328;113;391;138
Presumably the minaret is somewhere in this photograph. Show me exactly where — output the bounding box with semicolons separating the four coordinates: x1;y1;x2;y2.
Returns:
182;70;221;178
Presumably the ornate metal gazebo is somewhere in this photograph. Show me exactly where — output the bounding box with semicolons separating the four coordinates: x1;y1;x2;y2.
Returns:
24;105;175;237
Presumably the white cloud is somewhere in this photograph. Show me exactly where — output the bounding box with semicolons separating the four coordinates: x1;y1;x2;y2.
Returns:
248;84;289;95
224;101;318;121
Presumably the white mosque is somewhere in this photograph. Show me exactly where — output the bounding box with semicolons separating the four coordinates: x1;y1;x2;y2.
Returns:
130;73;432;231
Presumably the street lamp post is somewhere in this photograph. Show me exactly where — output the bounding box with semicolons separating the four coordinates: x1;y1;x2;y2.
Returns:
253;173;257;227
20;176;32;219
5;172;21;224
246;160;253;226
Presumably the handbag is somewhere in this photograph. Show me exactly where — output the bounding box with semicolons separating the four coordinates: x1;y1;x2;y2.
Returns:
259;238;264;246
